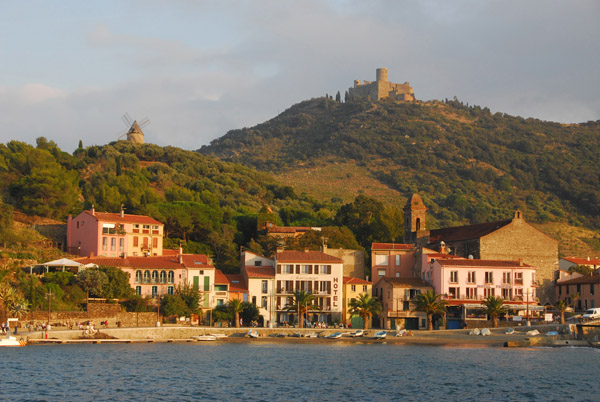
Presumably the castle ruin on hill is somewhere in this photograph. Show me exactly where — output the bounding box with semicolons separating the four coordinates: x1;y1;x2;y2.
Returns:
348;68;415;101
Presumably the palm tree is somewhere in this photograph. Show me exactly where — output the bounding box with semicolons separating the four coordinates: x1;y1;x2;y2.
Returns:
555;300;568;325
349;293;382;329
0;283;17;322
228;299;244;328
287;290;317;328
481;296;507;328
412;290;448;330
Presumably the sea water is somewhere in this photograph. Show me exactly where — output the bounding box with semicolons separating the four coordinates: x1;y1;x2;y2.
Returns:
1;343;598;401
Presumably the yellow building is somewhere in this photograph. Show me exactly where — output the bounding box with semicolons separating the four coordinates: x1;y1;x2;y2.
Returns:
343;277;373;328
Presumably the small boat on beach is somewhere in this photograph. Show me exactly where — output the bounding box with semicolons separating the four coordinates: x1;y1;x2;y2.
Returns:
192;335;217;341
480;328;491;336
325;332;342;339
504;328;515;335
0;319;27;347
247;329;259;338
374;331;387;340
209;333;228;339
304;332;318;338
349;330;364;337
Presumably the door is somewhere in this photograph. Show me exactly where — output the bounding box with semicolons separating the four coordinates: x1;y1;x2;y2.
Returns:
405;318;419;330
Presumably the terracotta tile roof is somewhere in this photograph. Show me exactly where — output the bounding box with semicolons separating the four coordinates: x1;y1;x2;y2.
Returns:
225;274;247;292
268;226;313;233
423;253;466;260
162;249;179;256
380;277;431;288
434;259;535;269
371;243;414;250
74;254;213;269
562;257;600;266
214;269;229;285
245;266;275;278
428;219;512;243
276;250;343;263
558;274;600;285
83;210;163;226
343;276;372;285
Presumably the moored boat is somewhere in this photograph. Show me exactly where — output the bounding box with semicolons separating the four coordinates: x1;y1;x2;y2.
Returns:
0;319;27;347
325;332;342;339
349;329;364;337
374;331;387;339
192;335;217;341
247;329;259;338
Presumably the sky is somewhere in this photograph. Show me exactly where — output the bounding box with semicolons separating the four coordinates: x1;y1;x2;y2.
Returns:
0;0;598;152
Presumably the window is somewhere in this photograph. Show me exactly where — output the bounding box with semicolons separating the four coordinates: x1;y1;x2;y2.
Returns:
153;237;158;248
378;269;386;277
135;270;142;283
168;271;174;284
144;270;151;284
102;237;107;251
515;272;523;285
262;296;268;309
395;255;401;266
502;272;511;284
363;285;368;292
153;225;159;230
133;236;139;247
136;286;141;295
351;285;356;292
467;271;476;283
485;272;493;284
262;280;268;294
152;286;158;297
255;260;262;266
252;296;257;305
591;284;595;296
566;285;570;294
502;288;511;299
558;285;562;295
152;270;159;284
466;288;477;299
160;271;167;284
449;271;458;283
110;238;116;251
515;288;523;298
283;265;293;274
301;265;310;274
375;254;389;266
314;265;319;274
484;288;494;298
448;287;458;299
119;238;124;252
217;299;224;306
167;286;174;295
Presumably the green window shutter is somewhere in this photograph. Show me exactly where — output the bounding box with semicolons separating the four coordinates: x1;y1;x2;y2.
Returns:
204;276;210;291
203;297;209;308
193;276;199;290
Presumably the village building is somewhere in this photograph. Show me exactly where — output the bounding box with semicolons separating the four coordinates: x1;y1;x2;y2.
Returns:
322;244;366;279
403;194;558;303
556;273;600;311
240;250;277;327
342;276;373;328
558;256;600;272
371;242;417;279
275;249;344;325
67;206;164;258
374;277;431;330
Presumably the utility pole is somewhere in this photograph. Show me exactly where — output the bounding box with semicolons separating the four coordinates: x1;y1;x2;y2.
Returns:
46;289;53;325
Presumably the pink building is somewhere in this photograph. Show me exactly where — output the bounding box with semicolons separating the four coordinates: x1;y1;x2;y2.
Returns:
67;207;164;258
556;273;600;311
371;242;416;279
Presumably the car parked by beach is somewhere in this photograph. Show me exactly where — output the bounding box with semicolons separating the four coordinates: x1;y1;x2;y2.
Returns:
582;308;600;320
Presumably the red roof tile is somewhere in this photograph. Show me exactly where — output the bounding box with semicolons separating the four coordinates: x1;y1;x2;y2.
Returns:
225;274;247;292
371;243;414;250
429;219;512;243
245;266;275;278
214;269;229;285
343;276;372;285
380;277;431;288
276;250;343;263
84;211;163;226
558;274;600;285
434;259;535;269
562;257;600;265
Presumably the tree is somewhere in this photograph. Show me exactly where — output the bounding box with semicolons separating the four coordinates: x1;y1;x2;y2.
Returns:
160;294;189;317
555;300;568;325
228;299;244;327
335;195;388;249
349;293;382;329
77;269;108;303
481;296;507;328
240;302;260;325
97;266;134;299
335;91;341;103
568;265;594;275
412;290;448;330
0;282;17;322
287;290;317;328
176;282;201;314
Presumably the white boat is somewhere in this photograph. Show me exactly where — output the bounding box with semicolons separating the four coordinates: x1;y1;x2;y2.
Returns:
247;329;259;338
325;332;342;339
525;329;540;337
209;333;228;339
0;319;27;347
304;332;318;338
349;330;364;337
480;328;491;336
374;331;387;339
469;328;481;336
192;335;217;341
504;328;515;335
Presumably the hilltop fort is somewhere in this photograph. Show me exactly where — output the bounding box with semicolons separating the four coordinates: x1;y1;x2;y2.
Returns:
348;67;415;101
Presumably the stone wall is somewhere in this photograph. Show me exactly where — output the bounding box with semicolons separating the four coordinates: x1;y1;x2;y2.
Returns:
323;248;365;279
28;305;157;328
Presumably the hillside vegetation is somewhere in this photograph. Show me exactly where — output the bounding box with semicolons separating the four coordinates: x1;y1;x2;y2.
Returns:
201;97;600;231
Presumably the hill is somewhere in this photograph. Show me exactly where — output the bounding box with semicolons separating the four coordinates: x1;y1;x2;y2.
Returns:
200;97;600;233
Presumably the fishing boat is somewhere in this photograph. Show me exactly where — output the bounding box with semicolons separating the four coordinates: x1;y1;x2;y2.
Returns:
0;319;27;347
374;331;387;339
247;329;259;338
349;329;364;337
325;332;342;339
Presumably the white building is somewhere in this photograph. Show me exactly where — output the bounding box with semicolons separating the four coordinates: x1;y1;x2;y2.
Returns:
241;251;276;327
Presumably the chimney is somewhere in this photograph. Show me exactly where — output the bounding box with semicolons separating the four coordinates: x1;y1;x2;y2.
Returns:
120;209;124;218
91;205;95;215
587;256;591;261
304;248;310;253
276;246;284;254
519;258;523;266
89;252;94;258
179;245;183;264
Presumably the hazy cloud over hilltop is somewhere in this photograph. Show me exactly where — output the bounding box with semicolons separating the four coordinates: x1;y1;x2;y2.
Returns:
0;0;598;152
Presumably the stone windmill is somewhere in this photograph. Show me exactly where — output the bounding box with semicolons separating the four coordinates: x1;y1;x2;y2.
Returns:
119;113;150;144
